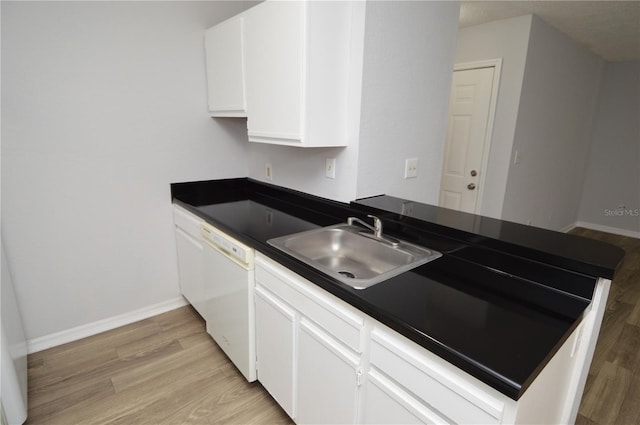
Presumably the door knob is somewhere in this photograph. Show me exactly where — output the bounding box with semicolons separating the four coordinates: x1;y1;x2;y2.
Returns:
470;170;477;177
467;183;476;190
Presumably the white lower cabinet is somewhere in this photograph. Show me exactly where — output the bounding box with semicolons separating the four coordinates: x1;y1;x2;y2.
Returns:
297;318;360;424
254;253;515;425
253;252;595;425
254;286;296;418
173;205;205;315
255;254;364;424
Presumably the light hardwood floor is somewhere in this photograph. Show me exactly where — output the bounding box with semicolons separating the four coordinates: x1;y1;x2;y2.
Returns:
571;228;640;425
25;306;293;425
25;228;639;424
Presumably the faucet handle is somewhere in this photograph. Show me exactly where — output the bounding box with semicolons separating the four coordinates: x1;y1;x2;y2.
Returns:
367;215;383;237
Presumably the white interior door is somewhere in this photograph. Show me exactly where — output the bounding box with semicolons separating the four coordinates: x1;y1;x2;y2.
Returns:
439;66;495;213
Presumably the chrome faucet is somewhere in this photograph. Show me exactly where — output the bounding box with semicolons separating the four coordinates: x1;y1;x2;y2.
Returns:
347;215;384;238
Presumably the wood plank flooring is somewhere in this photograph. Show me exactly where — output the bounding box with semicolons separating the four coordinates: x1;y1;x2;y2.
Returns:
25;306;293;425
570;228;640;425
25;227;639;424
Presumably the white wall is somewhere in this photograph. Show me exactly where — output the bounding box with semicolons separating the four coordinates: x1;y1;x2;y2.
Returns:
1;1;252;341
577;61;640;234
355;0;460;204
454;15;532;218
502;16;604;231
247;144;359;202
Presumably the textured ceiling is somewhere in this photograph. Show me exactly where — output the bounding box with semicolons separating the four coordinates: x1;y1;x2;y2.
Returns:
459;1;640;62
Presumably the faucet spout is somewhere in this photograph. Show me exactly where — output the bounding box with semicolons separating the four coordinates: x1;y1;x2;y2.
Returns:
347;215;383;238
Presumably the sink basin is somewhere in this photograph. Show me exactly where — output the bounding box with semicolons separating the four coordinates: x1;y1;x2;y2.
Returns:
267;224;442;289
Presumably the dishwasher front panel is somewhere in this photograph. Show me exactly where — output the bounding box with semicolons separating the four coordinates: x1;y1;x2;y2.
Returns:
202;234;256;382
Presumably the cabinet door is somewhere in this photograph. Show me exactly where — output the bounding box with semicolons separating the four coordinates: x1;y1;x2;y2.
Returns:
362;369;448;425
297;318;359;425
244;0;304;144
255;286;296;419
174;227;205;315
204;16;246;117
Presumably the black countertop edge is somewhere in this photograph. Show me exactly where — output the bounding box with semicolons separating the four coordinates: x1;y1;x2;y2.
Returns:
351;195;625;280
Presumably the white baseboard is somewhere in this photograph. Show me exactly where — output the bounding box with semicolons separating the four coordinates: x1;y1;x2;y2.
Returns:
559;222;577;233
27;296;189;354
564;221;640;239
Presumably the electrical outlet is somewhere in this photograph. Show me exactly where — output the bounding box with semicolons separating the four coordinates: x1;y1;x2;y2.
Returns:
265;163;272;181
404;158;418;179
326;158;336;179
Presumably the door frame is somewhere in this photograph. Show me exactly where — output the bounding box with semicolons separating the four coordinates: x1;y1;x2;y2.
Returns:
447;58;502;215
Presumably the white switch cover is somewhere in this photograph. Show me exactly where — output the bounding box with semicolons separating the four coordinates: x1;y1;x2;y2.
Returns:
404;158;418;179
325;158;336;179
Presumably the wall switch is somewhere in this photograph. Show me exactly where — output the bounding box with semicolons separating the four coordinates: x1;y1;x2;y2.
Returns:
404;158;418;179
265;163;273;181
325;158;336;179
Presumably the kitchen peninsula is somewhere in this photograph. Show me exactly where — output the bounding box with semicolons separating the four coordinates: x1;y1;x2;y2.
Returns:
171;178;624;425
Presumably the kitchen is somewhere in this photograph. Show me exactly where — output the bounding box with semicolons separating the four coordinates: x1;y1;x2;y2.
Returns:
2;1;638;424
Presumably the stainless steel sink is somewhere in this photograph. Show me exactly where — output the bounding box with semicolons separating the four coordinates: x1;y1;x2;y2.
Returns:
267;224;442;289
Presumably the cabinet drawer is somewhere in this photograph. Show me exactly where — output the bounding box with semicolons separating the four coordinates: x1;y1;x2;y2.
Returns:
255;255;364;352
370;326;505;424
363;368;449;425
173;205;203;239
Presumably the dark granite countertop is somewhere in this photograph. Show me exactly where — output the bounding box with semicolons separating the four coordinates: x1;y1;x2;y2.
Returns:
170;178;624;400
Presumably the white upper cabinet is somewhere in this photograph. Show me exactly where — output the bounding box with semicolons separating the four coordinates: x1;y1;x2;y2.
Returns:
205;16;246;117
206;0;356;147
244;0;303;144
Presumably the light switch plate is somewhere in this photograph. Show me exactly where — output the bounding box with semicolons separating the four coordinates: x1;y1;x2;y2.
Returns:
326;158;336;179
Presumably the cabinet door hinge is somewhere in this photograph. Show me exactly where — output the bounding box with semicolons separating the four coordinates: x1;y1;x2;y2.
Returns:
356;369;363;387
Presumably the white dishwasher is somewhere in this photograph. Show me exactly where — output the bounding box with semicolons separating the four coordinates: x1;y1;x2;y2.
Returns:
200;222;256;382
